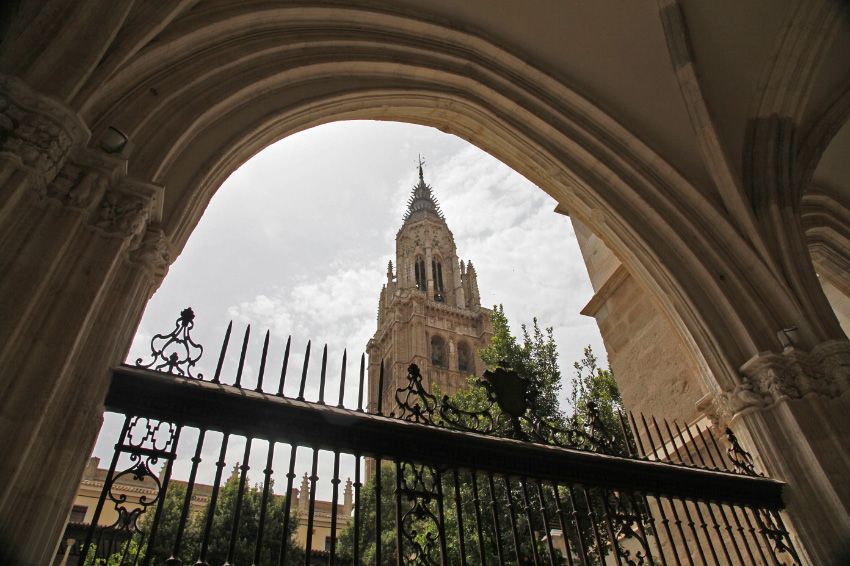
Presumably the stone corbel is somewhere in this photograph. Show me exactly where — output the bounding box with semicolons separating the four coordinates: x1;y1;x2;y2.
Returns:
710;340;850;426
128;226;173;280
0;76;89;190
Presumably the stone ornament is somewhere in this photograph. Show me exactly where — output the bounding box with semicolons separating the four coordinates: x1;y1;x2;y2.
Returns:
94;189;150;242
713;339;850;425
0;77;89;188
47;166;109;213
129;227;172;272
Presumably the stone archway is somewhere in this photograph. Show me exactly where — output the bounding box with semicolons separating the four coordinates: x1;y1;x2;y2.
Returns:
2;2;850;564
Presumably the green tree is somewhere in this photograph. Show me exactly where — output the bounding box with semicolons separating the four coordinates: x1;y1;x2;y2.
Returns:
478;305;563;422
570;345;622;426
189;469;302;566
570;345;634;456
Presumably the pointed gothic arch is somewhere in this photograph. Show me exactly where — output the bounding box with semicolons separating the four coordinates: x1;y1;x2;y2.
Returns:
2;1;850;562
430;335;447;369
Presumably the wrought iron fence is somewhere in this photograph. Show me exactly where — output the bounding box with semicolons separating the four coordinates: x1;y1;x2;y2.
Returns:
70;309;803;566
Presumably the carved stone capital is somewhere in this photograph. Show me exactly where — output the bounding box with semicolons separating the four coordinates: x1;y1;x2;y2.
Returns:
88;176;163;245
811;340;850;395
710;341;850;426
0;76;89;189
45;147;127;213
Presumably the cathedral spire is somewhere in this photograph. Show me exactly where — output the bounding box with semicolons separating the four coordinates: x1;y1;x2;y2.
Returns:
404;156;444;222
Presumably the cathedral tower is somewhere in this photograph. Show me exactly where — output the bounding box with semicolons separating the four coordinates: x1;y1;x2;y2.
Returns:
366;162;494;416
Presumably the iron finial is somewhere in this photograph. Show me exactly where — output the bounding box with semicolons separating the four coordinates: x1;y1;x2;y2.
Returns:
135;307;204;378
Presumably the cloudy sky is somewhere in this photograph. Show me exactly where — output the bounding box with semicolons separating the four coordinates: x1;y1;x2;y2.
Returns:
92;120;606;497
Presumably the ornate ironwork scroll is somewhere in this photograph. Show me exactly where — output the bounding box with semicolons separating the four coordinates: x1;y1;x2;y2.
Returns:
754;509;803;565
603;490;654;566
79;416;181;564
394;362;620;454
725;427;762;477
396;462;445;566
392;363;439;424
136;307;204;378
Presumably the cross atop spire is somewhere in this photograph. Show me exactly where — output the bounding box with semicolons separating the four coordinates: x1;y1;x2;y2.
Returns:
404;155;444;222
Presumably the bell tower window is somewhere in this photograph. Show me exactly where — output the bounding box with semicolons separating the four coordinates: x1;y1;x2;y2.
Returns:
432;260;444;292
415;257;426;290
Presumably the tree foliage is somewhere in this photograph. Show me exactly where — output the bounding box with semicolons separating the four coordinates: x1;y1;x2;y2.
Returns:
338;463;396;566
478;304;563;422
570;345;623;427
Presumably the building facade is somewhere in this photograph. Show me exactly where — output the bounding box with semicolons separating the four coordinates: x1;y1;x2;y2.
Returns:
366;164;493;416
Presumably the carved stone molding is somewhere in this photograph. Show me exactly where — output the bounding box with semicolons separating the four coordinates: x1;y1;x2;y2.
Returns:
0;76;89;188
43;153;165;249
710;340;850;426
40;148;166;258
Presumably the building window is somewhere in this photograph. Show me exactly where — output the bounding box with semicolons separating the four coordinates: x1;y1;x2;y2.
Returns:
457;343;471;373
415;257;426;290
432;260;444;292
431;336;447;368
325;536;334;551
69;504;87;523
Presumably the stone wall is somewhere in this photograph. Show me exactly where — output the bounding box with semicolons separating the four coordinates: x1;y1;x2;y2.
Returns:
571;217;705;423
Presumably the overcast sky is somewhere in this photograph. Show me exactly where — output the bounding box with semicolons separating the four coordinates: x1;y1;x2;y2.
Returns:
92;120;607;498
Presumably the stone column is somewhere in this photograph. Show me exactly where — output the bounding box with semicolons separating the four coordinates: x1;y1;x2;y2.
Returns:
738;112;850;562
716;344;850;563
0;77;170;566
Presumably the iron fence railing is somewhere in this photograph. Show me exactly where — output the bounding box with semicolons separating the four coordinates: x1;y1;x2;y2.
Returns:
69;309;802;566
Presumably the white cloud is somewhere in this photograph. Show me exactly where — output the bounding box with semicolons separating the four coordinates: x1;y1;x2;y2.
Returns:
228;266;385;350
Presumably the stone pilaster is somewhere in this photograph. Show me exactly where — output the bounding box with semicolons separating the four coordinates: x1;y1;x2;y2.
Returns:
703;341;850;564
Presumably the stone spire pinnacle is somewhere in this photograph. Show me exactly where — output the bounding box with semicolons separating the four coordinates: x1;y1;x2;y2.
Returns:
404;156;444;222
